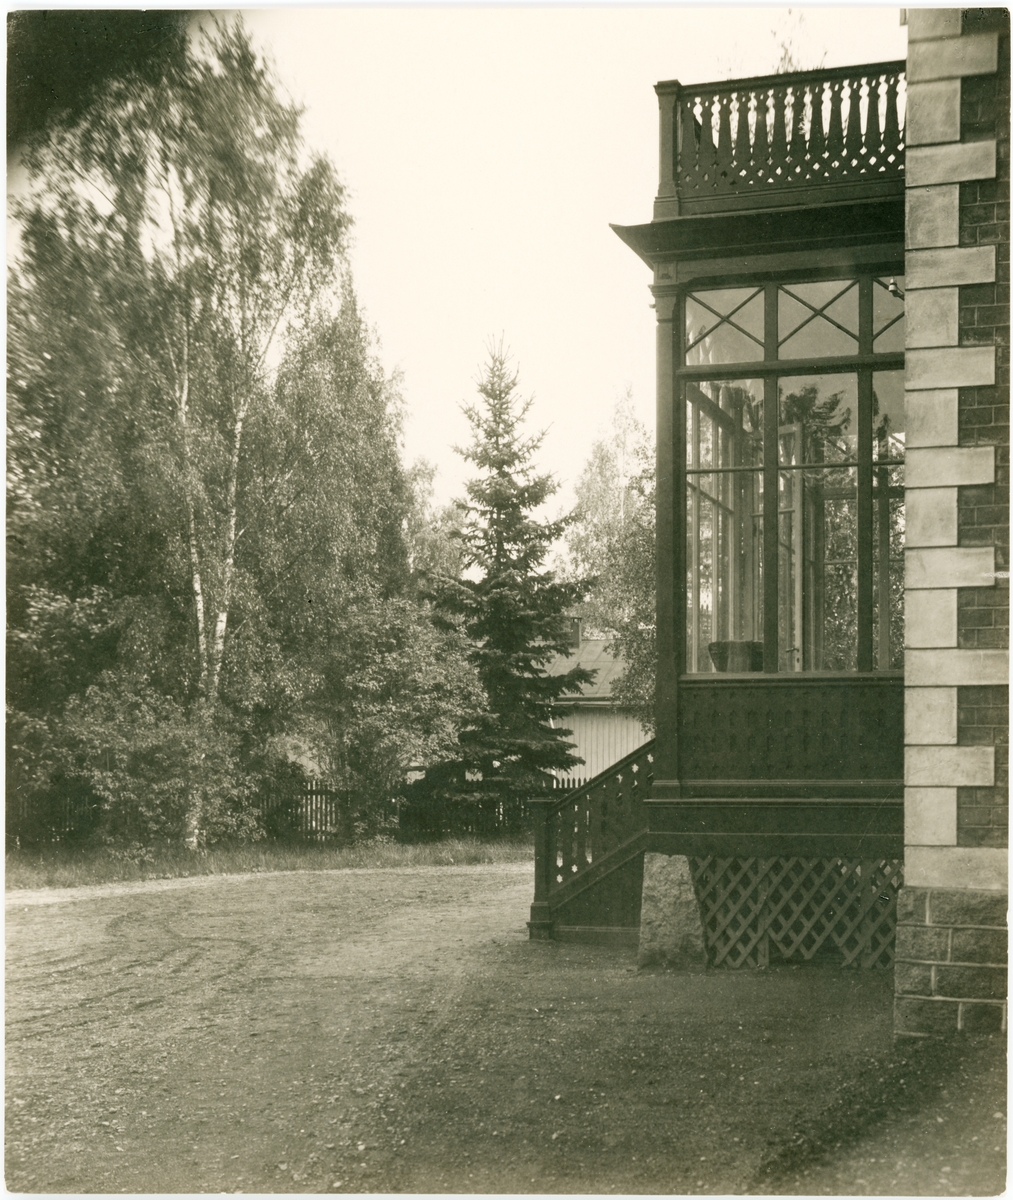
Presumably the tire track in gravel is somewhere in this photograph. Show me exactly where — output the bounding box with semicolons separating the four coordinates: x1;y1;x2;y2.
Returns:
8;863;1003;1196
6;864;533;1194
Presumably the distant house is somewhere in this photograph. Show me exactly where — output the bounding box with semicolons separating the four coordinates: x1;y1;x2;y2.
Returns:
546;620;650;788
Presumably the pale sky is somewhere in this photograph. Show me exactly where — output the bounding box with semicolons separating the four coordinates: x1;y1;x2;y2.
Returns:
238;5;908;513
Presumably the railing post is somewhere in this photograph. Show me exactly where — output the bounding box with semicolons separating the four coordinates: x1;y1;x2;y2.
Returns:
527;797;555;939
654;81;681;219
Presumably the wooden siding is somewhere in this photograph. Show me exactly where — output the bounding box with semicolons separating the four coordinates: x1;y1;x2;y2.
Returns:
551;706;651;788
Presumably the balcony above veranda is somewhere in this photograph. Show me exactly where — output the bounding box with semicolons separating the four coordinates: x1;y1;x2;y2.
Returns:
653;61;906;220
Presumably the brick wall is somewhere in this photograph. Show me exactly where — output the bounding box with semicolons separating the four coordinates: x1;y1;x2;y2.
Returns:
897;5;1008;1037
957;12;1010;855
957;684;1009;846
895;886;1007;1034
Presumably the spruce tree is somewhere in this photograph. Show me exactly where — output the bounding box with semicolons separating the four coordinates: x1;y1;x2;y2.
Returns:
426;347;592;820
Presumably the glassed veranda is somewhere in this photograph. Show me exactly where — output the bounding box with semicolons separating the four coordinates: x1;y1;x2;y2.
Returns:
682;275;905;674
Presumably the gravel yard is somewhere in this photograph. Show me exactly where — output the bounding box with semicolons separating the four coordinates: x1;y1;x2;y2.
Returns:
5;862;1005;1194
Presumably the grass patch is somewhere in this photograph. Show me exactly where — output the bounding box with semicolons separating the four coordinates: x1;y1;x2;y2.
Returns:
5;835;533;891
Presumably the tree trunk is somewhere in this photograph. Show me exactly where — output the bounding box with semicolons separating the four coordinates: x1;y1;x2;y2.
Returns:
207;397;249;698
177;348;209;697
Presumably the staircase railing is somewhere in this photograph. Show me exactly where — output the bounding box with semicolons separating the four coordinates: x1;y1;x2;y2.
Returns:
529;740;654;936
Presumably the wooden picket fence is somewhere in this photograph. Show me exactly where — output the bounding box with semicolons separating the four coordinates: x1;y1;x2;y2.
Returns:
6;788;100;846
8;782;353;846
258;781;354;842
396;794;530;840
8;778;532;846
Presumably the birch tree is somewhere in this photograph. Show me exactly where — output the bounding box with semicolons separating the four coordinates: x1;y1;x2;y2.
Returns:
11;20;348;704
8;19;480;844
566;394;657;729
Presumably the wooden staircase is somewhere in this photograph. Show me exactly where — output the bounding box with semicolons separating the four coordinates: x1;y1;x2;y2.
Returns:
528;741;654;945
527;739;903;967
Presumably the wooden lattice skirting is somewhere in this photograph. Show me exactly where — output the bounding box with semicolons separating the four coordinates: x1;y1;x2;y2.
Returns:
688;857;903;969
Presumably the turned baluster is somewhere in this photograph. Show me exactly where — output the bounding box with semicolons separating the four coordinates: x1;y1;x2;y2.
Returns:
807;81;827;175
865;74;884;167
843;76;865;166
733;90;752;178
825;78;845;165
769;82;788;174
882;72;901;159
680;95;701;187
754;88;771;173
715;91;734;185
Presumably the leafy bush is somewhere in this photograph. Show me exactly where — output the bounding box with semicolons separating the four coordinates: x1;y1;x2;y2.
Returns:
59;676;262;846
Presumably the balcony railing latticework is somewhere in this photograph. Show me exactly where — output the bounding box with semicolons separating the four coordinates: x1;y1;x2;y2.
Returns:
660;61;906;215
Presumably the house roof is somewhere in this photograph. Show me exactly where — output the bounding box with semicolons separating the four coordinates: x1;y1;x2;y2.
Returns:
545;638;625;701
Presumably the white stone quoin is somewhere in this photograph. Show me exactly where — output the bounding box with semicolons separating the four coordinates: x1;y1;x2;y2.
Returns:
902;6;1006;891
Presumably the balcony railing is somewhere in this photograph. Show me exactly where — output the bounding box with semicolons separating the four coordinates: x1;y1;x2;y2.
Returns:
655;61;906;218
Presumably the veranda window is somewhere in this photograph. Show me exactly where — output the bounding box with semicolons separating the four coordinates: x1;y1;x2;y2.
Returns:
682;276;904;674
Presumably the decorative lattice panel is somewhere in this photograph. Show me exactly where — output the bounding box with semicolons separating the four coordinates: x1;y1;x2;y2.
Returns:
689;856;903;969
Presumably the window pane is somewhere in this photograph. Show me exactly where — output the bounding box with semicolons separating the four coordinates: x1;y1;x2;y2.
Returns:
873;489;905;671
685;288;764;365
874;370;905;671
779;280;859;358
685;379;763;471
873;370;905;471
778;467;858;672
686;470;764;673
778;374;857;466
873;276;905;353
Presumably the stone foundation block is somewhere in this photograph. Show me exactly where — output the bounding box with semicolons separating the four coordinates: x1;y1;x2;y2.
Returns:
894;995;962;1036
895;961;935;995
959;1002;1007;1033
896;923;952;961
929;889;1009;927
894;885;1008;1034
934;963;1007;1000
897;887;930;923
637;853;707;971
951;927;1008;963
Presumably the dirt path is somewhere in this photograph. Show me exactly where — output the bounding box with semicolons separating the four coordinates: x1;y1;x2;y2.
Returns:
6;864;1005;1194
